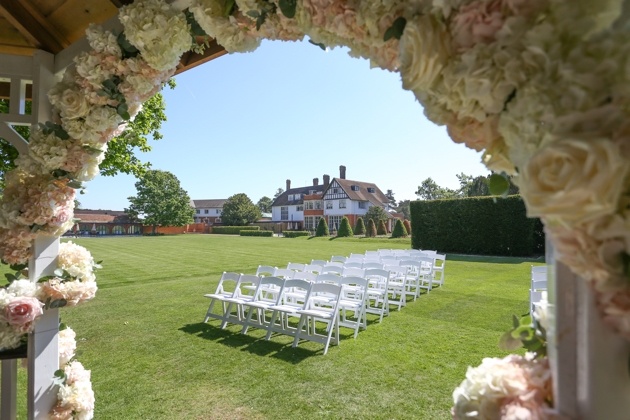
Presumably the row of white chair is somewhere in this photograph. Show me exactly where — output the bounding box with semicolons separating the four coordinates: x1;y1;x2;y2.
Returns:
530;265;547;311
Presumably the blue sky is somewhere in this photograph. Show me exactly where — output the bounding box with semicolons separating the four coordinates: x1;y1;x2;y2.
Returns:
80;39;489;211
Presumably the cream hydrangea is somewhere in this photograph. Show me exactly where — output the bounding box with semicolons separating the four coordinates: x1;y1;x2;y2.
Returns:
58;241;101;283
59;327;77;367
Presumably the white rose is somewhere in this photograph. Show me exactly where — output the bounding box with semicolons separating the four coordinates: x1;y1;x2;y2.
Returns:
519;138;627;225
399;15;451;93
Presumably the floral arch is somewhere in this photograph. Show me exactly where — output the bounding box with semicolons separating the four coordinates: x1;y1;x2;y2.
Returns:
0;0;628;418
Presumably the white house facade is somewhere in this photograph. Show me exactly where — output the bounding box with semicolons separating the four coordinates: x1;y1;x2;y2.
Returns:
192;199;226;224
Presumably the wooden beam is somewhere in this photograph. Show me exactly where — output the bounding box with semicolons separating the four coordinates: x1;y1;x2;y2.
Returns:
175;39;227;75
108;0;135;8
0;0;67;53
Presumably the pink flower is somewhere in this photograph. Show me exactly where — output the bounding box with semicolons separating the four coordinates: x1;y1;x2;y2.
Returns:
450;0;505;51
4;297;44;332
447;115;501;152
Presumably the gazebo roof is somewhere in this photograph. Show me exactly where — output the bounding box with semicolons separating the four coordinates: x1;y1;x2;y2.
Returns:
0;0;226;78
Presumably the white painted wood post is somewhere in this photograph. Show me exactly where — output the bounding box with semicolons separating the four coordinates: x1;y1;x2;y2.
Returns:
550;251;630;418
1;360;18;420
27;237;60;420
26;50;60;420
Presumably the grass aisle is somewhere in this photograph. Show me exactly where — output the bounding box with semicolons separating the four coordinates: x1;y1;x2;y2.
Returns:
16;235;543;419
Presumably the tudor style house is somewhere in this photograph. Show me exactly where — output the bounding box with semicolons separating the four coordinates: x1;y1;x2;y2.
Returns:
191;199;226;224
71;209;143;235
272;166;396;232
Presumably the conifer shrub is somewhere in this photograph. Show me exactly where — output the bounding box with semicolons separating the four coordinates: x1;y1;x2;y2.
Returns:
315;217;329;237
377;219;387;235
403;219;411;236
337;217;353;237
391;219;408;238
366;219;377;237
354;217;366;235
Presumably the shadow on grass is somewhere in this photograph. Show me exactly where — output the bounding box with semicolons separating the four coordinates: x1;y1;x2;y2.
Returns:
179;322;319;363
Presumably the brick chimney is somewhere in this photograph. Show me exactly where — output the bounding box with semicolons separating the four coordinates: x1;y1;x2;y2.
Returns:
286;179;291;191
339;165;346;179
323;174;330;188
313;178;319;186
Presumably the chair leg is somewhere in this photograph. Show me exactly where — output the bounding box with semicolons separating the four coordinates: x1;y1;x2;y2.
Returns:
203;300;216;323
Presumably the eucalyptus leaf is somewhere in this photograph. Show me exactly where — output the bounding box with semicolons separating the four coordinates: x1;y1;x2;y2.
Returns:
185;9;208;36
117;32;140;58
9;263;26;271
59;323;67;331
308;39;326;50
384;17;406;41
488;173;510;196
247;10;260;18
223;0;236;17
51;169;69;178
67;180;83;189
278;0;297;18
256;14;266;30
49;299;68;309
30;224;42;233
4;273;16;282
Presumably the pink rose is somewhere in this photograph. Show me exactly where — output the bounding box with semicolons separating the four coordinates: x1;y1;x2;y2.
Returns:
4;297;44;331
450;0;505;51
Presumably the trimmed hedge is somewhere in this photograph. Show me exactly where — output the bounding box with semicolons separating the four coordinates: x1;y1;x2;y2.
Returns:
410;195;544;256
283;231;310;238
354;217;366;235
377;220;387;235
212;226;260;235
337;217;353;237
316;217;329;237
391;219;408;238
240;230;273;237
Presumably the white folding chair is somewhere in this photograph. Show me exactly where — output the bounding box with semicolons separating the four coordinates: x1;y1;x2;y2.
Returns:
311;259;328;267
203;272;241;323
363;268;390;322
362;262;384;270
342;266;365;278
432;254;446;287
417;256;435;293
304;264;324;274
287;262;306;272
256;265;277;277
343;261;363;269
337;276;369;338
241;276;285;334
321;265;343;276
274;268;296;280
530;265;547;312
293;282;343;355
266;279;312;339
398;260;421;299
330;255;347;263
220;274;262;328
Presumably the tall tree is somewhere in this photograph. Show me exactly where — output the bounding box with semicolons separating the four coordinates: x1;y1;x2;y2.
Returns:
415;177;458;200
337;216;353;237
256;196;273;213
395;199;411;220
354;217;366;236
364;205;388;227
273;188;284;200
316;217;329;237
385;189;397;207
126;169;194;234
220;193;261;226
391;219;408;238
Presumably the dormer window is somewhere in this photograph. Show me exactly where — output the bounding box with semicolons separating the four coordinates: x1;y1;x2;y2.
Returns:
367;187;375;193
351;185;359;191
288;194;293;201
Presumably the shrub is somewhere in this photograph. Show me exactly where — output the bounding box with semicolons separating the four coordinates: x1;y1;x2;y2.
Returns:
337;217;353;237
212;226;259;235
391;219;408;238
240;230;273;237
315;217;329;237
410;195;545;256
403;219;411;236
377;220;387;235
354;217;366;235
366;219;377;237
283;231;310;238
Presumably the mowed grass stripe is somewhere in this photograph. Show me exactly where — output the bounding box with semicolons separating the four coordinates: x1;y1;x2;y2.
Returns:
6;235;541;419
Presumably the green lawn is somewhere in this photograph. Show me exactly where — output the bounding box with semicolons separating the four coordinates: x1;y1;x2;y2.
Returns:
15;235;544;419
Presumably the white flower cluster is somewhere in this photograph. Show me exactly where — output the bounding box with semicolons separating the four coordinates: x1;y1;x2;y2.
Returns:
119;0;192;71
52;361;95;420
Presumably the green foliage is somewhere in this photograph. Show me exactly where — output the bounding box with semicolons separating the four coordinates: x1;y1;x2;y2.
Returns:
315;217;329;237
278;0;297;18
489;173;511;196
391;219;408;238
220;193;261;226
403;219;411;236
283;231;310;238
415;177;458;200
364;205;388;227
395;199;411;219
212;226;259;235
256;196;273;213
410;195;545;256
384;17;406;41
126;170;194;234
240;230;273;237
273;188;284;200
354;217;366;236
377;220;387;235
499;313;547;358
337;217;353;237
366;219;377;238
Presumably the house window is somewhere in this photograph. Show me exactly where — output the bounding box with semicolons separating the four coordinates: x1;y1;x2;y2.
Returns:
215;217;221;223
204;209;209;214
315;201;322;210
196;209;200;214
367;187;375;193
359;201;367;209
328;216;342;231
326;201;333;209
297;205;304;211
304;216;317;231
351;185;359;191
288;194;293;201
339;200;346;209
281;206;288;220
332;188;339;194
305;202;313;210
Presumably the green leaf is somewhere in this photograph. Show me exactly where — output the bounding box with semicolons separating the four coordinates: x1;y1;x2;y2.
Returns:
256;14;266;31
51;169;70;178
511;314;520;329
223;0;236;17
498;331;522;351
52;369;66;386
67;180;83;189
117;32;140;59
384;17;406;42
278;0;297;18
59;323;67;331
308;39;326;50
247;10;260;18
185;9;208;36
488;173;510;196
4;273;16;282
117;103;130;120
9;263;26;272
49;299;68;309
